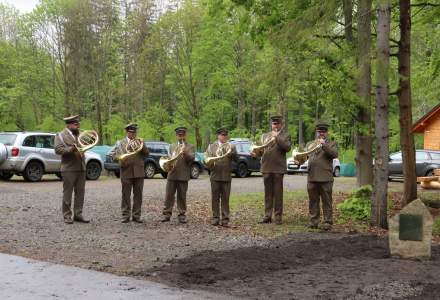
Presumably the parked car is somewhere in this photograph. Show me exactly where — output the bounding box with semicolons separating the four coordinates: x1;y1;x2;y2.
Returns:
0;132;103;182
286;157;341;177
229;138;261;178
388;150;440;180
104;141;203;179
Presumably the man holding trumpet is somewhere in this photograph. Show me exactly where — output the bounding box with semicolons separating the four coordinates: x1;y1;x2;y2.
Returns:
109;123;149;223
252;116;292;225
54;115;89;224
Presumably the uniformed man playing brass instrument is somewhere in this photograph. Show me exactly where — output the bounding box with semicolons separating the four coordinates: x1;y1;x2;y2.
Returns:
162;127;195;224
109;124;149;223
204;128;238;227
252;116;292;225
305;121;338;231
54;115;89;224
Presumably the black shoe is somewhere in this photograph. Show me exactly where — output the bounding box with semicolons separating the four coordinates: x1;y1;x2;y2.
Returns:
178;216;187;224
64;218;73;224
221;222;229;227
211;219;220;226
121;218;130;223
258;217;272;224
274;218;282;225
161;216;171;222
73;216;90;223
132;218;143;223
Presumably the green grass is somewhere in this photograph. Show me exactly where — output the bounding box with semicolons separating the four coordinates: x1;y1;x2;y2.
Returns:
229;191;315;237
433;217;440;236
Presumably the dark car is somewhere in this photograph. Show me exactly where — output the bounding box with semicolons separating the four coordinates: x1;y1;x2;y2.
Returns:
388;150;440;180
230;138;261;178
104;141;203;179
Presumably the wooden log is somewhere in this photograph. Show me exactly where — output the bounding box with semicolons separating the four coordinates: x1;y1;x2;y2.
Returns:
417;176;440;182
421;181;440;189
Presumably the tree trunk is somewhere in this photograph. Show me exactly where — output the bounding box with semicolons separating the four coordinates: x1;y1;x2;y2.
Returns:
355;0;374;187
343;0;353;42
371;0;391;229
398;0;417;205
298;99;304;148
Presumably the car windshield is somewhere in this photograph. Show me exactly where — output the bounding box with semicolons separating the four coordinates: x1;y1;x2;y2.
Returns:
240;143;251;153
0;134;17;146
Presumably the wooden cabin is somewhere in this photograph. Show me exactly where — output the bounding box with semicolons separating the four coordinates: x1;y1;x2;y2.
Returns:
412;103;440;151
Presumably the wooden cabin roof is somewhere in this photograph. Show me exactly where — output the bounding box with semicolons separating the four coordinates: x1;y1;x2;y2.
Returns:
412;102;440;133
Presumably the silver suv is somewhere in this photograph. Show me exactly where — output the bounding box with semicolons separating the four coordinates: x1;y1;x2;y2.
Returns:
0;132;103;182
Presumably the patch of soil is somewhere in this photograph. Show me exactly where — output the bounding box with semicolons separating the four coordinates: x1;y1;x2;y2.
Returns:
146;233;440;300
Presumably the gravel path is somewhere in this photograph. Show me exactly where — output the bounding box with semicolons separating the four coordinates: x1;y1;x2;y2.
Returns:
2;174;429;300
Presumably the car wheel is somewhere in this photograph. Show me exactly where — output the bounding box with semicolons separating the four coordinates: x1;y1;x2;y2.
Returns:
425;169;435;177
86;161;102;180
190;164;200;179
160;172;168;179
333;167;340;177
23;161;44;182
114;171;120;178
0;171;13;181
144;162;156;179
236;163;249;178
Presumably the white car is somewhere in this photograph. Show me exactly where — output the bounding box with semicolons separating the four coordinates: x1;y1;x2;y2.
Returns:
286;157;341;177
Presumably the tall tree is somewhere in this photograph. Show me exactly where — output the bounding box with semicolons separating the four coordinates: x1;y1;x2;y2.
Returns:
355;0;374;187
371;0;391;229
398;0;417;205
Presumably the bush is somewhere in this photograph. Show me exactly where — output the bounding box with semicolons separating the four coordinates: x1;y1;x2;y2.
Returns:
337;185;372;221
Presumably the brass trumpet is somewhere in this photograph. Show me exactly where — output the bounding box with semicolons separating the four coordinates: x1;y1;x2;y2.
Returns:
75;130;99;153
159;142;185;172
204;143;232;169
117;138;144;163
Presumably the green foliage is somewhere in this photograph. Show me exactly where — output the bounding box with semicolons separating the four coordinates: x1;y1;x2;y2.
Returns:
337;185;372;221
339;148;356;164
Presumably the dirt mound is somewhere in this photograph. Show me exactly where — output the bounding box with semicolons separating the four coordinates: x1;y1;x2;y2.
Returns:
146;233;440;299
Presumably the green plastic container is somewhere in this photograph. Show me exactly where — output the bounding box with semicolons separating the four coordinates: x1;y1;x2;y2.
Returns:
340;163;356;177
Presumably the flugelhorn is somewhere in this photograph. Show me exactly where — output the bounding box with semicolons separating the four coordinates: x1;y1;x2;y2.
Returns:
75;130;99;153
117;138;144;163
159;142;185;172
204;143;232;169
291;139;322;165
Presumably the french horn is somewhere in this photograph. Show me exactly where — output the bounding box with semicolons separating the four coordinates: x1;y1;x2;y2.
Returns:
159;142;185;172
250;128;281;156
291;140;322;165
204;143;232;169
75;130;99;153
117;138;144;163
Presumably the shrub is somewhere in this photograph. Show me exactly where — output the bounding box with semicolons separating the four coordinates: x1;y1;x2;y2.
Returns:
337;185;372;221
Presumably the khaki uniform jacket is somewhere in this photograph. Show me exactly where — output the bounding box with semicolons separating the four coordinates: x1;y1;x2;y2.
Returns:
54;128;86;172
260;131;292;174
307;140;338;182
204;142;238;182
109;138;149;179
167;141;195;181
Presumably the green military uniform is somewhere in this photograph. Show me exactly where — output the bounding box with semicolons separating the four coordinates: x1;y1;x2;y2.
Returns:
205;128;238;226
307;123;338;229
54;115;88;224
162;127;195;223
259;116;292;224
109;124;149;223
